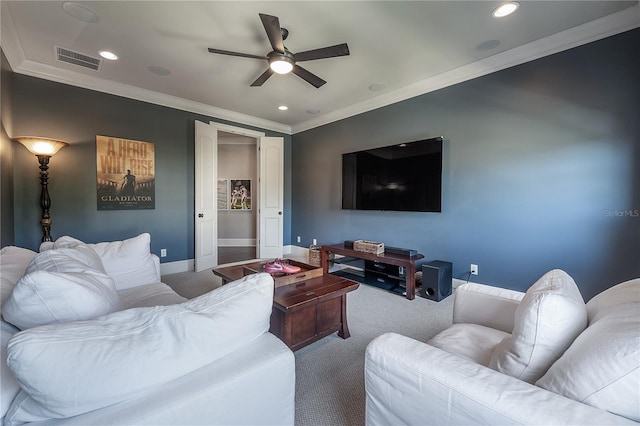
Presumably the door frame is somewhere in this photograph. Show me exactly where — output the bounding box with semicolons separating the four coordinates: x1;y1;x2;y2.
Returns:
195;121;271;270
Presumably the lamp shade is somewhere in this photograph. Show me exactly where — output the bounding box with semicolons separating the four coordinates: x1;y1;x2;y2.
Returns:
15;137;69;156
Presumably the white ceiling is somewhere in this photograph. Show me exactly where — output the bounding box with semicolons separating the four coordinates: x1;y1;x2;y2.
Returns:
2;1;639;134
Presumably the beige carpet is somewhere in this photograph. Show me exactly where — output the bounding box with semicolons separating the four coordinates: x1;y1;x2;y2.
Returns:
162;264;454;426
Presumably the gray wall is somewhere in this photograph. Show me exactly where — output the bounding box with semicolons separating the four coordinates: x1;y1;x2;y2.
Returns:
1;52;15;247
291;29;640;300
7;72;291;260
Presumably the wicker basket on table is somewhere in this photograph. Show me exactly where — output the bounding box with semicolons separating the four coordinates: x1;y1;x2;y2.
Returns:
353;240;385;255
308;245;321;267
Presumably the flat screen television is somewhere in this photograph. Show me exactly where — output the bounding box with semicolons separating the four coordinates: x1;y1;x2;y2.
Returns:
342;136;443;212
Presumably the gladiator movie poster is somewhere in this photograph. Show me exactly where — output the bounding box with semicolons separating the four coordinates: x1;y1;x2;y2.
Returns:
96;136;155;210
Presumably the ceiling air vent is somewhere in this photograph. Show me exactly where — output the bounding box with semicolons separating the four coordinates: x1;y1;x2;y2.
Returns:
55;46;102;71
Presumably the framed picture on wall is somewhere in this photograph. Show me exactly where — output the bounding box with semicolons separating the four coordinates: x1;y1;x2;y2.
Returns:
96;135;155;210
230;179;251;210
217;179;228;210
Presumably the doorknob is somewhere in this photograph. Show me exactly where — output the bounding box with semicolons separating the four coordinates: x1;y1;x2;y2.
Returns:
278;211;282;215
198;213;204;218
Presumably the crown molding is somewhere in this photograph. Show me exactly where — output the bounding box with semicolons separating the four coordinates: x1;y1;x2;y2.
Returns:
1;1;27;67
1;1;292;135
9;59;293;135
290;4;640;134
3;2;638;136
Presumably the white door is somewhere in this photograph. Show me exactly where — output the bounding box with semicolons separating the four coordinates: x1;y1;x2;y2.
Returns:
194;120;218;271
258;137;284;259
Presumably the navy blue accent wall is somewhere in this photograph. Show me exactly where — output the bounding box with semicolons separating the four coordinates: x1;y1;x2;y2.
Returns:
8;75;291;260
291;29;640;300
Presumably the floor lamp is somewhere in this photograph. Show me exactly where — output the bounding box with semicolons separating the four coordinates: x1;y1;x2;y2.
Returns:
15;137;69;242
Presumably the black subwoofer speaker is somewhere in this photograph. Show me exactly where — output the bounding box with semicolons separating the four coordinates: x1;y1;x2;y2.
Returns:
420;260;452;301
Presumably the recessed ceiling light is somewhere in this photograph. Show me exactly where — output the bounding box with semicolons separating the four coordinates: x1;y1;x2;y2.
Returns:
148;65;171;76
278;105;288;111
99;50;118;61
369;83;387;92
493;2;519;18
62;2;99;23
306;109;321;115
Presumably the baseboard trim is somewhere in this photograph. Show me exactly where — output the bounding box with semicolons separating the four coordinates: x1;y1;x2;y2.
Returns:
159;249;482;289
160;245;298;276
160;259;193;275
452;278;486;292
453;278;466;290
218;238;256;247
287;245;308;259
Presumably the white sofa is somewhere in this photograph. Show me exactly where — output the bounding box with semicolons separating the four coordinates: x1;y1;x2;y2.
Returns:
365;269;639;425
1;233;295;426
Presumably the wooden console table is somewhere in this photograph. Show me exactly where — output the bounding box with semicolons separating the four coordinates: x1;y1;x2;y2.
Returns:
321;243;424;300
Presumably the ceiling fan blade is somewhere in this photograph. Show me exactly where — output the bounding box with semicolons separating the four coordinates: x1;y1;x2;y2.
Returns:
208;48;266;60
259;13;285;53
292;65;326;88
294;43;350;62
250;68;274;87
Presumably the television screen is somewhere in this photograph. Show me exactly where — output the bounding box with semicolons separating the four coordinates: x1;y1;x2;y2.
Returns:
342;137;442;212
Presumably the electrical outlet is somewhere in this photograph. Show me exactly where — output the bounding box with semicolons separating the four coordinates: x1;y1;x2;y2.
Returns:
296;236;301;243
470;264;478;275
312;238;317;246
161;248;167;258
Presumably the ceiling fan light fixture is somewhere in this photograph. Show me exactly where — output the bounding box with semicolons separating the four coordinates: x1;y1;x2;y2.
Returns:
208;13;349;88
269;57;294;74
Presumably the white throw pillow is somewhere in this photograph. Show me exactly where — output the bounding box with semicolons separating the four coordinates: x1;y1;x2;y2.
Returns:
489;269;587;383
585;277;640;322
536;278;640;422
28;243;105;274
1;249;121;330
45;234;160;289
0;246;37;311
5;273;274;424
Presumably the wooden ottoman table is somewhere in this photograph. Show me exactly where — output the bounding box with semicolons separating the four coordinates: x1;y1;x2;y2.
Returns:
271;273;359;351
213;261;359;351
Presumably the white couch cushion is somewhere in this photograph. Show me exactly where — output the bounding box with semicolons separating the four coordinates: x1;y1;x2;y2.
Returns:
453;283;524;333
118;283;187;309
5;273;274;424
0;247;37;311
536;278;640;422
1;323;20;420
489;269;587;383
2;249;121;330
428;323;509;366
43;233;160;290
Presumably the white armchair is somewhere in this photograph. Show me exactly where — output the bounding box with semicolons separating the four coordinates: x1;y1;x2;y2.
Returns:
365;271;640;425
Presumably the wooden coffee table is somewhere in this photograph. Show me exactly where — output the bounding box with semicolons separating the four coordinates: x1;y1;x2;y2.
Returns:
213;261;359;351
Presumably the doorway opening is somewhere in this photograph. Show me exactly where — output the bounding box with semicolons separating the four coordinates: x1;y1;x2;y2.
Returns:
217;131;257;265
195;120;283;272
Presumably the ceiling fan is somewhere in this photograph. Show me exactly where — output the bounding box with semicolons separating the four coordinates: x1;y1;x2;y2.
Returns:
208;13;350;88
